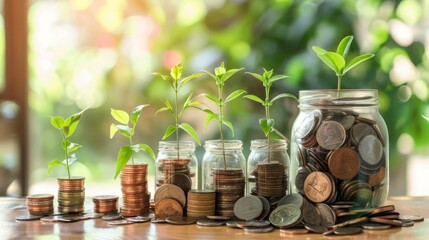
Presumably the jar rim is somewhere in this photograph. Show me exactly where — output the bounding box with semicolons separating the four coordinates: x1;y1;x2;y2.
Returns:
299;89;378;108
250;139;288;150
204;139;243;150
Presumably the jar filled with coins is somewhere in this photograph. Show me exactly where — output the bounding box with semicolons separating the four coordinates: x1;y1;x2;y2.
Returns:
290;89;388;209
247;139;290;198
156;141;198;192
202;140;246;217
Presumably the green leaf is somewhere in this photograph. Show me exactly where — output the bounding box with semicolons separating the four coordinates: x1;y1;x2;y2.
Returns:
223;120;235;137
343;54;375;75
179;123;201;145
153;72;171;82
182;93;194;110
244;94;265;105
214;62;226;77
110;124;118;139
164;98;173;111
155;107;170;116
269;74;289;84
64;153;78;166
225;89;246;104
262;68;273;79
270;93;297;104
336;35;354;58
220;68;244;83
312;46;328;55
246;72;265;83
202;93;219;105
132;144;156;159
130;104;148;125
50;116;64;129
114;146;133;179
111;108;129;125
66;142;82;154
179;73;203;89
47;159;65;174
116;125;132;138
62;139;71;150
170;63;183;80
203;109;219;130
316;52;345;75
63;109;85;137
162;125;177;140
259;118;275;137
202;70;218;82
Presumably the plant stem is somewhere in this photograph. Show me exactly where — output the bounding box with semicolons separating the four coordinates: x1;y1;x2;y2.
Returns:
61;130;71;179
265;85;271;162
130;136;134;165
175;87;180;160
218;83;226;170
337;75;342;98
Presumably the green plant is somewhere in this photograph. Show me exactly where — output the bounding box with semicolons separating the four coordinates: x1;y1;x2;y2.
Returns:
110;105;155;179
48;109;86;179
202;62;246;168
312;35;374;94
245;68;297;160
154;64;203;159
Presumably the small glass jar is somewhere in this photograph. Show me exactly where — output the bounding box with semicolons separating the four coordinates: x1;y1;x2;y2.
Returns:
156;141;198;191
290;90;389;208
202;140;246;217
247;139;290;197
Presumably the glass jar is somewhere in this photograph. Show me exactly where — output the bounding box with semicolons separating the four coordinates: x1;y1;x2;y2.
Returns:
290;90;389;208
202;140;246;217
156;141;198;192
247;139;290;198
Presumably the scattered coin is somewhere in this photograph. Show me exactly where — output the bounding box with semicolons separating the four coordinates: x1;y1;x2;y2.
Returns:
233;196;263;221
166;216;197;225
107;219;133;226
370;217;402;226
196;219;226;227
226;220;240;228
236;220;271;228
399;215;424;222
269;204;302;228
102;213;122;221
362;222;391;230
280;228;310;235
207;215;232;221
40;215;63;222
304;224;328;234
151;219;167;223
83;213;104;219
400;219;415;227
126;216;152;223
334;227;363;235
243;226;273;233
15;215;42;221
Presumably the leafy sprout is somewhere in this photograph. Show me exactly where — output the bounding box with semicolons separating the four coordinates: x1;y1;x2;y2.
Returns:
312;35;374;94
202;62;245;169
48;109;86;179
245;68;297;139
154;64;203;159
110;105;155;179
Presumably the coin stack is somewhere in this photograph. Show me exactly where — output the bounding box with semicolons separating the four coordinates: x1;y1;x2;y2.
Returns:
57;177;85;213
154;184;186;219
157;159;192;187
120;164;150;217
254;162;287;197
26;194;54;216
186;190;216;218
212;168;245;217
294;110;387;208
93;195;119;214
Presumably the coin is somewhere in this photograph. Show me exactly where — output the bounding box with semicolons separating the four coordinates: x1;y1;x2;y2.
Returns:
233;196;263;221
399;215;424;222
370;217;402;226
196;219;225;227
236;220;271;228
126;216;152;223
400;219;415;227
83;213;104;219
304;224;328;233
302;202;321;226
316;121;346;150
362;222;391;230
16;215;42;221
207;215;232;220
165;173;192;193
40;215;62;222
280;228;309;235
295;111;318;139
154;184;186;207
120;164;150;217
304;171;333;203
212;168;245;217
316;203;336;227
359;135;383;166
155;198;183;220
256;196;270;220
107;219;133;226
243;226;273;233
277;193;305;209
328;148;359;180
151;219;167;223
269;204;302;228
334;227;363;235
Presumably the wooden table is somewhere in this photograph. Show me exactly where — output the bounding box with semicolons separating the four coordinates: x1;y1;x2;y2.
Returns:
2;196;429;239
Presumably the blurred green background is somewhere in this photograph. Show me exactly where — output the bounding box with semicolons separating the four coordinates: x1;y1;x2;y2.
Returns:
7;0;427;196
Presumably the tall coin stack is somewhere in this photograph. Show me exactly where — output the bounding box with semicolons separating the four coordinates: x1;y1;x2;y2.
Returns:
93;195;119;214
212;168;245;217
157;159;191;187
120;164;150;217
57;177;85;213
26;194;54;216
254;161;287;198
186;190;216;218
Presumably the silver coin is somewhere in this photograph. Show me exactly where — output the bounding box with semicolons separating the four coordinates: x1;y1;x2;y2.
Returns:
102;213;122;221
334;227;363;235
236;220;271;228
107;219;133;226
151;219;167;223
399;215;424;222
83;213;104;219
295;112;317;139
233;196;263;221
126;216;152;223
16;215;42;221
400;219;415;227
304;224;328;233
277;193;304;209
59;215;90;222
243;226;273;233
359;135;383;166
226;220;240;228
196;219;226;227
362;223;391;230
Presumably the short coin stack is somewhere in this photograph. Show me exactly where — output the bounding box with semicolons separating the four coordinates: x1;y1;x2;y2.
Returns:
187;189;216;218
212;168;245;217
253;161;287;197
26;194;54;216
157;159;191;187
93;195;119;214
154;184;186;219
57;177;85;213
120;164;150;217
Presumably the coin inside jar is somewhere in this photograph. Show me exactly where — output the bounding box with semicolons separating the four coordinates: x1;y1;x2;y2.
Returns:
303;171;333;203
328;148;360;180
316;121;346;150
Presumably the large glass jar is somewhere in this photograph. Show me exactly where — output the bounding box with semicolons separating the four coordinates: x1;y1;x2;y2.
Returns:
247;139;290;198
290;90;389;208
202;140;246;217
156;141;198;192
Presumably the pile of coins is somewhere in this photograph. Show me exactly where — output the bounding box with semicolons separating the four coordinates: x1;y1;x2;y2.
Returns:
157;159;192;188
154;184;186;219
233;195;270;221
57;177;85;213
187;190;216;218
212;168;245;217
120;164;150;217
93;195;119;214
294;109;387;207
251;161;287;197
26;194;54;216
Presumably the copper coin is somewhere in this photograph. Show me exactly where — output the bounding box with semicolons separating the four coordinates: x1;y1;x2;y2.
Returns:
304;171;333;203
166;216;197;225
328;147;360;180
154;184;186;207
154;198;183;219
370;217;402;226
165;173;192;193
368;167;386;187
280;228;309;235
316;121;346;150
